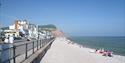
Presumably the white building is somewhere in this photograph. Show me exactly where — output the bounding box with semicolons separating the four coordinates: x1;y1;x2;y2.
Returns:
4;29;19;37
28;24;38;39
8;20;38;39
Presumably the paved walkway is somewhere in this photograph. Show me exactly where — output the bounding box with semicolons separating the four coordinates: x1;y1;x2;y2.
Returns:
40;37;91;63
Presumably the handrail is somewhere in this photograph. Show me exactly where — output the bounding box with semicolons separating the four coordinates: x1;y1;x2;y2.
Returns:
22;38;55;63
0;37;55;63
0;40;36;52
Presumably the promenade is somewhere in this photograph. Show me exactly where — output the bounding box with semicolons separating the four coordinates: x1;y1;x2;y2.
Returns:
40;37;125;63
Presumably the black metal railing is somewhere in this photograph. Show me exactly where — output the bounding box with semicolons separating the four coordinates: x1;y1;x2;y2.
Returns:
0;37;55;63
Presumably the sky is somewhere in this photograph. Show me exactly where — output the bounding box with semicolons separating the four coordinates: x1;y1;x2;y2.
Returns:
0;0;125;36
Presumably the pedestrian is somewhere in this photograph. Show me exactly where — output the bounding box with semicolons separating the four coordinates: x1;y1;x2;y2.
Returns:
8;35;14;59
9;35;14;44
4;37;9;43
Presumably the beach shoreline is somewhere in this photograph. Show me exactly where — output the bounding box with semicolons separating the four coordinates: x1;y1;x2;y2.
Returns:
65;37;125;56
40;37;125;63
67;37;125;57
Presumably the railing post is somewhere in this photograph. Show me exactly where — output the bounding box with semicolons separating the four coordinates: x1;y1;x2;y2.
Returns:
25;43;28;59
37;40;38;50
40;40;42;48
32;41;34;54
46;38;48;44
41;39;43;47
13;46;16;63
44;39;46;46
43;39;45;46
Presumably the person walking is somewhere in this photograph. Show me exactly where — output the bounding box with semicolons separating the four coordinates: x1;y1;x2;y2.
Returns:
9;35;14;44
1;35;14;63
8;35;14;62
4;37;9;43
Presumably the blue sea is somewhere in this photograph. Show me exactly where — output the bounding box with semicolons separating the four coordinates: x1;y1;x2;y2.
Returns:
69;36;125;56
